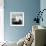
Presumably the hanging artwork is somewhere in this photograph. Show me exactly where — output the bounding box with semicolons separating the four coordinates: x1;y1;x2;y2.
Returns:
10;12;24;26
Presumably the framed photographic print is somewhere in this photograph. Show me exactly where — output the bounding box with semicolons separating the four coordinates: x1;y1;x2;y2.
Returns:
10;12;24;26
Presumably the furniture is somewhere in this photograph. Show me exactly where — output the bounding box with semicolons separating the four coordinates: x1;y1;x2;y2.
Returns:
31;25;46;46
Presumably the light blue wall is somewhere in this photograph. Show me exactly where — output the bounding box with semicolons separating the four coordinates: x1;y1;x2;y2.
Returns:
40;0;46;27
4;0;40;42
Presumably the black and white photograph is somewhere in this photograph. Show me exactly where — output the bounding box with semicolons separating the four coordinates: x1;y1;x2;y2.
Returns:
10;12;24;26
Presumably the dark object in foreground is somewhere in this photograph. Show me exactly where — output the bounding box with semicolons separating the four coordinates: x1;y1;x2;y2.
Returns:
34;16;40;23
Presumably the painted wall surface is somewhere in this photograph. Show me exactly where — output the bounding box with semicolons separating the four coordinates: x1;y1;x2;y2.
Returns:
4;0;40;42
40;0;46;27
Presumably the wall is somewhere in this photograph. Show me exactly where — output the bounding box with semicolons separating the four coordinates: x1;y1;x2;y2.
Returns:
40;0;46;27
4;0;40;42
